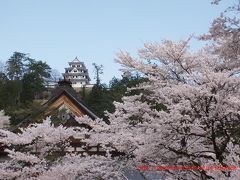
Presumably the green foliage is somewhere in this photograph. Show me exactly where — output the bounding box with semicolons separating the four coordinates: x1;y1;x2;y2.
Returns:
5;101;43;125
20;73;36;103
6;52;26;80
109;75;147;99
21;60;51;104
0;80;22;109
84;84;113;120
0;72;8;81
85;75;147;120
0;52;52;125
26;60;51;78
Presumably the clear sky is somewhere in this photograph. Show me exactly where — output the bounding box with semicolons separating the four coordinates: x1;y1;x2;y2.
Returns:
0;0;230;84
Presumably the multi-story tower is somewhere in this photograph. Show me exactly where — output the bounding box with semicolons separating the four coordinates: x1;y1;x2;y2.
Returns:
62;57;91;88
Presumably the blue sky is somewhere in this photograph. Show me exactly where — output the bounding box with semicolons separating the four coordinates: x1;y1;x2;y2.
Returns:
0;0;230;84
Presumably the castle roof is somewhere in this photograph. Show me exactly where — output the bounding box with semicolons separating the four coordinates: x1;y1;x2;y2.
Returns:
68;57;84;65
73;57;80;62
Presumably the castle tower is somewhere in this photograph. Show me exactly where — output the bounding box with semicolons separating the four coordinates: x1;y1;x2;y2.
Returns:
62;57;91;88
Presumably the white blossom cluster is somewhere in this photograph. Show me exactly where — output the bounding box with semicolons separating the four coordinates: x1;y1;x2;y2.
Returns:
78;37;240;179
0;117;125;179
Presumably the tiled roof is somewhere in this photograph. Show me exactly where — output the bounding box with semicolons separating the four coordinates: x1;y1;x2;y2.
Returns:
14;80;100;130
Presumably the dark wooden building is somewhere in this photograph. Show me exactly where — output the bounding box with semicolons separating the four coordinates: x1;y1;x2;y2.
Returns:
16;79;98;128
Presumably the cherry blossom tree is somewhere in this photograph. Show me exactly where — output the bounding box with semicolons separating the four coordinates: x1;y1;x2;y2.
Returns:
0;1;239;180
77;37;240;179
201;0;240;71
1;39;239;180
0;117;125;179
1;45;239;180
